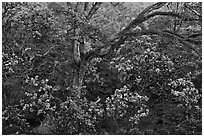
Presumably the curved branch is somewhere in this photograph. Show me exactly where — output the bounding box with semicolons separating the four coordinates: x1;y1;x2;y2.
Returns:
84;3;202;60
117;11;201;38
162;30;202;45
138;2;167;17
86;28;201;60
184;3;202;18
146;11;202;22
126;29;201;56
117;2;167;37
188;33;202;38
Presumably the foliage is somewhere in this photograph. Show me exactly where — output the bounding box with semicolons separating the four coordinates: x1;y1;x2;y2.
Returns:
2;2;202;135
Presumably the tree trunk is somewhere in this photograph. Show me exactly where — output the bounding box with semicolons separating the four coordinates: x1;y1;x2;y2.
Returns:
72;34;86;99
73;62;86;99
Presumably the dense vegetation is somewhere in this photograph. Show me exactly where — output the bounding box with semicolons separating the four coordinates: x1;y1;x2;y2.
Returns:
2;2;202;135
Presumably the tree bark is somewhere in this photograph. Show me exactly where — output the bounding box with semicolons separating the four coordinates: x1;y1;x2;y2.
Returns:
72;35;87;99
73;62;86;98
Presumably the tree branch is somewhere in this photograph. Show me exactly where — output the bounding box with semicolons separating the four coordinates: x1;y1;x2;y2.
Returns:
84;2;89;11
86;28;201;60
146;11;201;22
126;29;201;56
84;3;202;60
85;35;128;60
74;2;79;12
184;3;202;18
117;11;201;38
86;2;102;20
138;2;167;17
161;30;202;45
117;2;167;37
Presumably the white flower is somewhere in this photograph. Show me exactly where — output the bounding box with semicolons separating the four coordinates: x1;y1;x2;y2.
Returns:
179;92;185;96
155;68;160;73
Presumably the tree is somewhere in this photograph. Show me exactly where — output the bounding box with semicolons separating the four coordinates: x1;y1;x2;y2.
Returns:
2;2;202;135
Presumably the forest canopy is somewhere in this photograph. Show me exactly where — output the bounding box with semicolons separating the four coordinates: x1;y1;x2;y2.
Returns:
2;2;202;135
